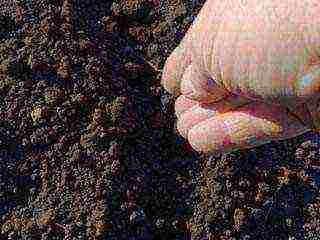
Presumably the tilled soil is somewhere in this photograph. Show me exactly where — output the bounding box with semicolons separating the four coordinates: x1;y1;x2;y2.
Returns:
0;0;320;239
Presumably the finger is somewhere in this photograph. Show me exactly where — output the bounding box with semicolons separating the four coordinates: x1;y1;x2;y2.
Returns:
187;102;309;155
176;94;251;138
174;95;199;118
161;24;194;97
180;63;230;103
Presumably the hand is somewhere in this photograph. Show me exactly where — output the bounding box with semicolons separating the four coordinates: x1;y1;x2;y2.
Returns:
161;0;320;155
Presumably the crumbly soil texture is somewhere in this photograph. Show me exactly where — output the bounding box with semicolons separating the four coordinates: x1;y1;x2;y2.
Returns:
0;0;320;239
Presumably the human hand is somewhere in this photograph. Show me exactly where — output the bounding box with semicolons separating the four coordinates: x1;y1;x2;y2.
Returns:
161;0;320;155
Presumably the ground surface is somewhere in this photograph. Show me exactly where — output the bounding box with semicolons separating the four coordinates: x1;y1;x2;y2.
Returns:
0;0;320;239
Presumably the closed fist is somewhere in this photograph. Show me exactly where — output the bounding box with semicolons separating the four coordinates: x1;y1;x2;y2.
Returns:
161;0;320;155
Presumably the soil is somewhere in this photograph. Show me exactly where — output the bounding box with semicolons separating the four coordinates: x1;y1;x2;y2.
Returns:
0;0;319;239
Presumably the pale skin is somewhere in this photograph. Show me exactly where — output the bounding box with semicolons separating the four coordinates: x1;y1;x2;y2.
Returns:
161;0;320;155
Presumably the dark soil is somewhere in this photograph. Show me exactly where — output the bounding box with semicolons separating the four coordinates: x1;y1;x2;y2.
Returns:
0;0;319;239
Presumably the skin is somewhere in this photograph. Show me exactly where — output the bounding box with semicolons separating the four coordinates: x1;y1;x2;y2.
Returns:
161;0;320;155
